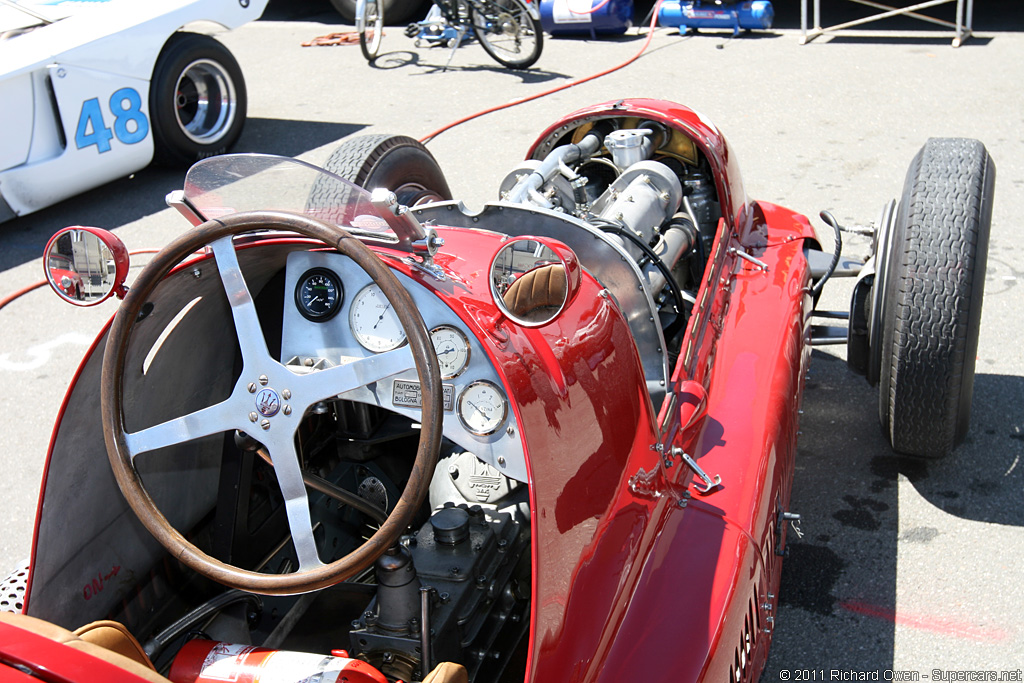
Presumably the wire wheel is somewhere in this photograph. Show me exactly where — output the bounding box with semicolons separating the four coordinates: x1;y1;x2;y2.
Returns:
470;0;542;69
359;0;384;61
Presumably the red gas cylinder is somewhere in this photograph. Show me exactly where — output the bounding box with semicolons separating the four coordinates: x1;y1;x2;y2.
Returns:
169;640;389;683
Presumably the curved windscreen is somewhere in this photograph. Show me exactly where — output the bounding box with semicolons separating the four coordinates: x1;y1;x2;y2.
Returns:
182;154;397;240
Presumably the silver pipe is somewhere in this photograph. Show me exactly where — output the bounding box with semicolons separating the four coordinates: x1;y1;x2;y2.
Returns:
420;586;433;675
506;132;603;204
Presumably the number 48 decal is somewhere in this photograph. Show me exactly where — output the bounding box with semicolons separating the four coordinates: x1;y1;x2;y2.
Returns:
75;87;150;153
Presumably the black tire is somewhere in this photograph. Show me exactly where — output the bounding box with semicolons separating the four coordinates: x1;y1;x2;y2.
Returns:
359;0;384;61
330;0;426;24
877;138;995;458
317;134;452;207
471;0;542;69
149;33;246;167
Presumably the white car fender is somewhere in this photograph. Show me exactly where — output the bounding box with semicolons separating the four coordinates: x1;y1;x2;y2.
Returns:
1;65;152;216
0;0;269;220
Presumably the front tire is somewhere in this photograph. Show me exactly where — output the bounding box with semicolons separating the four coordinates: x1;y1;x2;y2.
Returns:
149;33;247;166
330;0;425;24
877;138;995;458
471;0;542;69
316;134;452;207
359;0;385;61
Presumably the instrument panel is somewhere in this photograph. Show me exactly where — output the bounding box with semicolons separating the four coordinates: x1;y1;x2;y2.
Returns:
280;252;526;482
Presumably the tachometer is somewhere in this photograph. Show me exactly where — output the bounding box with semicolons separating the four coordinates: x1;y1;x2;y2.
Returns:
458;381;507;436
431;325;470;379
350;283;407;352
295;268;343;322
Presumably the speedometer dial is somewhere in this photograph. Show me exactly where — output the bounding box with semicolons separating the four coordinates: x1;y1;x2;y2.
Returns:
295;268;343;322
458;381;507;436
350;283;407;352
431;325;470;379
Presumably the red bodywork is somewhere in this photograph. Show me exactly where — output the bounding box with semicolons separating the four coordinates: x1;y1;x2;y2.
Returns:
9;99;819;683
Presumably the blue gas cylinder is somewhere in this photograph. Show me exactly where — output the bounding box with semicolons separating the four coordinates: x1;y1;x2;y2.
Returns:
658;1;774;34
539;0;633;36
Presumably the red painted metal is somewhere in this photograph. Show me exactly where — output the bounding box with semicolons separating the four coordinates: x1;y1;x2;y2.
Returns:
0;620;153;683
17;101;825;681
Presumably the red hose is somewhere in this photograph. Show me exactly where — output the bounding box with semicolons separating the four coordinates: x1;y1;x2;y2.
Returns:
0;281;47;312
578;0;613;14
419;0;664;144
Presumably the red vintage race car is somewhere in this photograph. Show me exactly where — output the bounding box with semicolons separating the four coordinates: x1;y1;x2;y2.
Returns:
1;99;994;683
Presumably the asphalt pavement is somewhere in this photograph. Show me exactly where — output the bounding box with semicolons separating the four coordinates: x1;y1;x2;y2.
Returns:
1;1;1021;679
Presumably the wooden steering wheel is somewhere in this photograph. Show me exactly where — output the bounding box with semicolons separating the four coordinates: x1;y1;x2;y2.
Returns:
100;210;442;595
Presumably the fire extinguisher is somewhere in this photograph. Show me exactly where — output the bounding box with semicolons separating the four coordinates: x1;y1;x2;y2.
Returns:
168;641;389;683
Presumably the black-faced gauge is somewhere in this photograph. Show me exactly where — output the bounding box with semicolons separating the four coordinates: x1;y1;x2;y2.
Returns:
295;268;343;322
431;325;471;379
350;283;407;352
457;380;507;436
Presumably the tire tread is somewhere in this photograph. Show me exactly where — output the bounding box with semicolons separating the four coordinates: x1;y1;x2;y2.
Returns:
883;138;994;457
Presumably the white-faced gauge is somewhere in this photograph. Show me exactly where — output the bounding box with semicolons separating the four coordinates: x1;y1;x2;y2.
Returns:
431;325;471;379
458;380;507;436
350;283;407;352
295;268;343;322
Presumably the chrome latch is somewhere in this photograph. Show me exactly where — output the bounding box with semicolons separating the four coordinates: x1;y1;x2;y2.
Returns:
672;447;721;495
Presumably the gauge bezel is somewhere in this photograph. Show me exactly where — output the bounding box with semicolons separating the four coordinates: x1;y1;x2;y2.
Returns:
294;267;344;322
430;324;471;380
457;380;508;436
349;283;408;352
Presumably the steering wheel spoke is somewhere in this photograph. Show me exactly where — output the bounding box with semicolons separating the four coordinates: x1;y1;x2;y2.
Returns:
262;437;325;571
211;236;272;367
297;346;415;403
124;399;242;459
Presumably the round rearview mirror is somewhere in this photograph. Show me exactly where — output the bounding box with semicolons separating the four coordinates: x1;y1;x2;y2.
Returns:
44;227;129;306
490;236;581;327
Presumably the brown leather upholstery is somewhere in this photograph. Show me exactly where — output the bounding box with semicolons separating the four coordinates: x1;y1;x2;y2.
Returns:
422;661;469;683
75;620;157;671
0;612;168;683
502;264;567;322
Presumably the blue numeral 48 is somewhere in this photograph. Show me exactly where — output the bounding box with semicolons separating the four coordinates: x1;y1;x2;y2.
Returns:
75;87;150;153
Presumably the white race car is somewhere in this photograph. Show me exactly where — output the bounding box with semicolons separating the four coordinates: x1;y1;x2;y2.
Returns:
0;0;269;222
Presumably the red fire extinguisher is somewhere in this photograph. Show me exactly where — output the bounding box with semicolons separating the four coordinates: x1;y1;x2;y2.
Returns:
169;640;389;683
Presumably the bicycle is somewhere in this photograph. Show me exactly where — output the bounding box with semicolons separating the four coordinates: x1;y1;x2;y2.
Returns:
357;0;543;69
355;0;384;61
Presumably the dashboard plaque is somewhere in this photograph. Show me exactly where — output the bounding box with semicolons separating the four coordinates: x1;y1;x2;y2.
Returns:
393;380;455;411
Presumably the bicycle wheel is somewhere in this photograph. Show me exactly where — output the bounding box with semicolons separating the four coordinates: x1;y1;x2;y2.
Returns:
357;0;384;61
469;0;542;69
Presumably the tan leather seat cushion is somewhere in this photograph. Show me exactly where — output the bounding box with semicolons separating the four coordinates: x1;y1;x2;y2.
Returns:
74;619;157;671
503;264;567;321
422;661;469;683
0;612;168;683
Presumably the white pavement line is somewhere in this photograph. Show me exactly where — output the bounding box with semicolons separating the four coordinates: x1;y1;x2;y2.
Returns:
0;333;94;371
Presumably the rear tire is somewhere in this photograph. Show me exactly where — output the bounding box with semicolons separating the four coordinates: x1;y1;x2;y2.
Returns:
471;0;542;69
318;134;452;207
877;138;995;458
149;33;246;166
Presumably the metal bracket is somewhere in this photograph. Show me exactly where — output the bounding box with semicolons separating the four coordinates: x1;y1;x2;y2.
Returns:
775;510;803;556
672;447;721;495
729;246;769;272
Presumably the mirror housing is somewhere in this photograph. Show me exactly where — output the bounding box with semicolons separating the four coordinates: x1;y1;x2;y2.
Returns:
678;380;708;434
489;236;581;327
44;226;129;306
